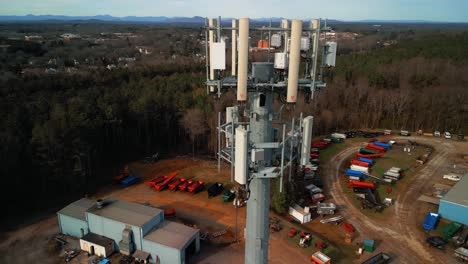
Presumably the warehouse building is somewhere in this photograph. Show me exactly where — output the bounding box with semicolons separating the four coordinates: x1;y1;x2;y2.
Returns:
57;198;200;264
57;198;94;237
439;174;468;225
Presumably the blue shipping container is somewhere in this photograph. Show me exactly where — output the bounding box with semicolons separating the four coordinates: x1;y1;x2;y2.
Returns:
422;212;440;231
373;142;390;150
121;175;140;186
357;157;374;165
345;169;364;177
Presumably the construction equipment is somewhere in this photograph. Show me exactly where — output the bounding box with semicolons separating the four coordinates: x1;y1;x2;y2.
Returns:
299;231;312;248
222;189;235;202
168;178;185;191
187;180;205;193
148;175;165;188
154;172;178;191
178;179;193;192
288;228;298;237
269;217;282;233
164;208;176;217
207;182;224;198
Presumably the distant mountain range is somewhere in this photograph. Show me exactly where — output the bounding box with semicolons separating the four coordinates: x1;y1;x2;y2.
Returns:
0;15;465;24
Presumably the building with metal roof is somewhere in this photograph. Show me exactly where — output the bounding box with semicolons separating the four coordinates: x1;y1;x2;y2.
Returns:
57;198;94;237
57;198;199;264
439;173;468;225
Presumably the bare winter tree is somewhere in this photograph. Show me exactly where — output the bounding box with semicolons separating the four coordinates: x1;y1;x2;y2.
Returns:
180;108;208;157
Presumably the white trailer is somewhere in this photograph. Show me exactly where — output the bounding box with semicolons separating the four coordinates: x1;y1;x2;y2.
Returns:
289;204;312;224
331;133;346;139
350;165;369;173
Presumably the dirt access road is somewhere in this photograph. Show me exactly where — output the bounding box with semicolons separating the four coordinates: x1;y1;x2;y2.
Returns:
324;136;463;263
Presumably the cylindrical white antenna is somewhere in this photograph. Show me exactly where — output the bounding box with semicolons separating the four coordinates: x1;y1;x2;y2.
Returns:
287;19;302;103
209;18;215;80
281;19;289;53
237;17;249;102
231;19;237;76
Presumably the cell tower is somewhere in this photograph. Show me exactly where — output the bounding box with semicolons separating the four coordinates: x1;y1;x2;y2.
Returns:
204;17;337;264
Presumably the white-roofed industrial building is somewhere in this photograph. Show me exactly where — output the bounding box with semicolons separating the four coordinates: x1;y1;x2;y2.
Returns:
57;198;200;264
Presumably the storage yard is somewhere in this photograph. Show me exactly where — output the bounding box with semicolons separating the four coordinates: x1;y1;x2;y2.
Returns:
1;134;466;264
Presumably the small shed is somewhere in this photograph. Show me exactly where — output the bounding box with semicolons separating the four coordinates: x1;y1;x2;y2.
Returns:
133;250;151;263
80;233;115;257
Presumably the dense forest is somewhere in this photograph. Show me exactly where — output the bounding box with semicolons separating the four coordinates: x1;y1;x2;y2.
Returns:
1;23;467;225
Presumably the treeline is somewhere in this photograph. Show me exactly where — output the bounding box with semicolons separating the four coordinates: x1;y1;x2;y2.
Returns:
1;30;467;225
292;32;468;134
0;63;208;222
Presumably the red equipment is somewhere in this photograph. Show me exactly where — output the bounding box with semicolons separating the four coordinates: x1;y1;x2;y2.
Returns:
315;241;324;249
356;153;384;158
309;153;319;158
154;171;179;191
348;180;375;190
178;179;194;192
343;222;355;234
168;178;185;191
187;180;204;193
148;175;165;188
351;160;369;167
366;144;385;152
164;208;176;216
288;228;298;237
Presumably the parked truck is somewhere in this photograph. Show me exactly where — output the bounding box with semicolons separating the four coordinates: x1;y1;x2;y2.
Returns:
316;202;336;215
454;247;468;262
423;212;440;231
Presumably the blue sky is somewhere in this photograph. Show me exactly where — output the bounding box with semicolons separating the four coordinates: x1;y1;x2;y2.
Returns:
1;0;467;22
